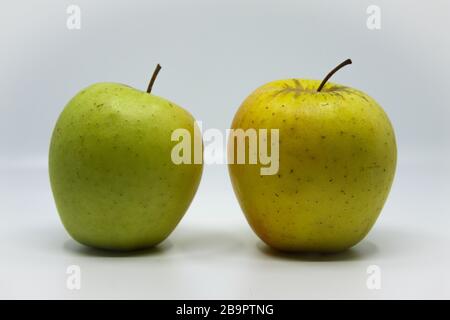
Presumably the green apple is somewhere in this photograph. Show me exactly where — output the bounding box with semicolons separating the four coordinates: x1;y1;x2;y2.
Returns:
228;59;397;252
49;65;203;250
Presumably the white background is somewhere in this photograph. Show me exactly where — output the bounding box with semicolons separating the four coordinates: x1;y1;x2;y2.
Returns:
1;0;450;299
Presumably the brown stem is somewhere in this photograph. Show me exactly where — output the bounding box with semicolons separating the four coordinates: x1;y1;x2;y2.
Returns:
147;64;162;94
317;59;352;92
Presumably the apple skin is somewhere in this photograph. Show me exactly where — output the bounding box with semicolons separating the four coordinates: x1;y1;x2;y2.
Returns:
49;83;202;250
228;79;396;252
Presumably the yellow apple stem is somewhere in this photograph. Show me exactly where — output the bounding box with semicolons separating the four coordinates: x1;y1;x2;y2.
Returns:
317;59;352;92
146;64;162;94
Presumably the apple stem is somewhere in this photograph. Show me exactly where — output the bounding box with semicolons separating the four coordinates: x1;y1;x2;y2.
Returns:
146;64;162;94
317;59;352;92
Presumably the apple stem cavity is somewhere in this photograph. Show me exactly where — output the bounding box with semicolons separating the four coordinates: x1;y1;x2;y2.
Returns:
317;59;352;92
146;64;162;94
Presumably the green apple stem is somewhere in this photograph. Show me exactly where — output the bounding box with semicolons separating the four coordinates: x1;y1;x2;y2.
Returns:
317;59;352;92
146;64;162;94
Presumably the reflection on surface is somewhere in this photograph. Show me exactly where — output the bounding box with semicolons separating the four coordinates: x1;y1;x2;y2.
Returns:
256;240;379;262
63;239;172;258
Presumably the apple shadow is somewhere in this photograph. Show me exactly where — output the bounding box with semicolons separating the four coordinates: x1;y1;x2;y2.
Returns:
256;240;379;262
61;226;244;258
63;239;173;258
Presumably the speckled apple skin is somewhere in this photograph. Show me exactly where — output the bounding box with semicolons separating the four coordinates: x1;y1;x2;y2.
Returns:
228;79;396;252
49;83;203;251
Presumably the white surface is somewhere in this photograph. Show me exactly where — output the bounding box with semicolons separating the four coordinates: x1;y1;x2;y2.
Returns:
1;151;449;299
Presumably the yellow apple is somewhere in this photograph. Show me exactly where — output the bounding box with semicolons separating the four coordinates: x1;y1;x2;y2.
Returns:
228;60;397;252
